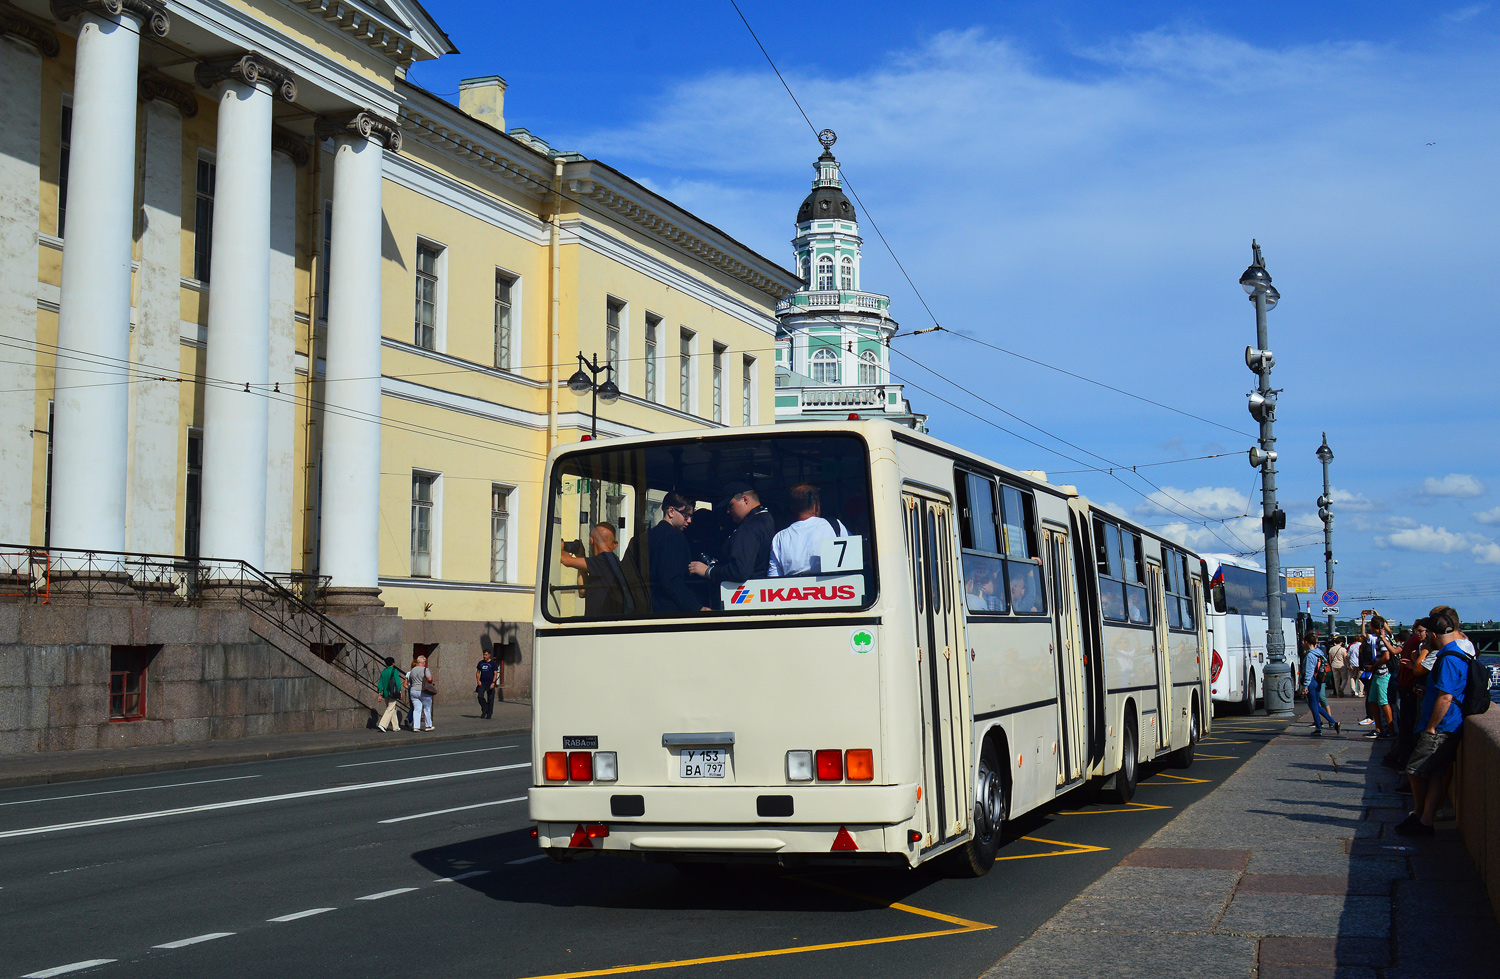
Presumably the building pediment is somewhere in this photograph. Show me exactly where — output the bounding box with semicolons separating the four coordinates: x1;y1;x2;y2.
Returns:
286;0;456;65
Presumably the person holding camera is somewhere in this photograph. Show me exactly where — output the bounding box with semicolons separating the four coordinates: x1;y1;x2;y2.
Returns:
560;522;633;618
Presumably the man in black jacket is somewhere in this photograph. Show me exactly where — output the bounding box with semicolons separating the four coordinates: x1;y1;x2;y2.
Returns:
690;482;774;598
648;492;703;614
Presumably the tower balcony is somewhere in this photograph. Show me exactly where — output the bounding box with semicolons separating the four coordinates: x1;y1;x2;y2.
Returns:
776;290;890;317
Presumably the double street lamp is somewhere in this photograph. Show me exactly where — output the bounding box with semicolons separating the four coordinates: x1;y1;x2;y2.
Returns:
1240;241;1293;718
567;351;620;439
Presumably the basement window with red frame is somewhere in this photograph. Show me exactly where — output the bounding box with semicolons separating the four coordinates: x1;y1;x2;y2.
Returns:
109;645;156;721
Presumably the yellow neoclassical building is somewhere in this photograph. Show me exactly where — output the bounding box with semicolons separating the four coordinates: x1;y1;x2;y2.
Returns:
0;0;799;697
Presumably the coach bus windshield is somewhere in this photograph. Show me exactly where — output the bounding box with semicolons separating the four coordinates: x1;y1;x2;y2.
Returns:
542;433;876;622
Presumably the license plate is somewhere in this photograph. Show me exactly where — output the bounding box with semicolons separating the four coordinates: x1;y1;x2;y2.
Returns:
680;748;726;779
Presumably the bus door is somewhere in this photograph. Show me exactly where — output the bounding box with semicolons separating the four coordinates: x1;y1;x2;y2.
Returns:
1150;563;1172;750
903;490;971;845
1044;527;1086;785
1193;575;1211;733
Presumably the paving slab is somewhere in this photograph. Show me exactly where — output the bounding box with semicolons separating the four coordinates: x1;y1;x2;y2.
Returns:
1081;867;1240;902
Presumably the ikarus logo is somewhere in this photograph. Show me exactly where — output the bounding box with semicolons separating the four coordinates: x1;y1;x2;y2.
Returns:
729;585;754;605
850;629;875;654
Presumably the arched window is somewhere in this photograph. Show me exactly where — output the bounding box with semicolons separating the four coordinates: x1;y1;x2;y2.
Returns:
810;346;841;384
858;350;879;385
816;256;834;291
840;257;854;291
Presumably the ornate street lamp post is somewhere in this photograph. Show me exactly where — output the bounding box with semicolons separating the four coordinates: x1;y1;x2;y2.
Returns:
567;352;620;439
1317;435;1336;638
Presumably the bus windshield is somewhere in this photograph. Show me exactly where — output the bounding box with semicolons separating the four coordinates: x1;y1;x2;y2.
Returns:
1213;563;1296;617
543;433;876;622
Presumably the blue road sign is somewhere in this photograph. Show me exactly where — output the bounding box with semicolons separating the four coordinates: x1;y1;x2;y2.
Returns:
1322;590;1339;607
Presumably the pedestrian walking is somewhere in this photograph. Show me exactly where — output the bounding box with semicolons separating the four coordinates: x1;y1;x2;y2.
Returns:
1302;635;1339;735
376;656;404;732
475;648;500;719
407;653;436;732
1328;635;1351;697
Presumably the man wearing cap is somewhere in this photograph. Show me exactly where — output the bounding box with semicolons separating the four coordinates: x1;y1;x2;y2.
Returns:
689;482;774;598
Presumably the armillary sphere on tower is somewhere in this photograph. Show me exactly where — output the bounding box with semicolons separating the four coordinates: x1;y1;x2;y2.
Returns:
817;129;837;150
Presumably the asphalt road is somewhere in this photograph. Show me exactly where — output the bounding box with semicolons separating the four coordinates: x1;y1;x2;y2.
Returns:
0;713;1288;979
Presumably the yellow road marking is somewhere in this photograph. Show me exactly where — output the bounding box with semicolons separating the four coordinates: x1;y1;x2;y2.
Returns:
995;835;1110;860
1140;772;1210;785
1194;752;1237;761
1057;802;1171;815
512;874;993;979
1199;739;1250;745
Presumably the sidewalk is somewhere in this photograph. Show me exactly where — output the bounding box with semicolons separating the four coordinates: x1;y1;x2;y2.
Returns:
0;699;531;789
983;696;1500;979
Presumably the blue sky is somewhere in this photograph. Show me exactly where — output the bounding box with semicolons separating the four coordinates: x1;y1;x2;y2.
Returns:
411;2;1500;623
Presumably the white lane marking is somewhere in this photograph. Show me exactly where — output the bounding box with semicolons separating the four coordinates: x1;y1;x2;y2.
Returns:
357;887;418;901
434;870;490;882
268;907;335;922
338;745;518;768
22;962;118;978
153;932;234;949
0;762;532;841
505;854;548;865
0;775;262;808
379;796;526;824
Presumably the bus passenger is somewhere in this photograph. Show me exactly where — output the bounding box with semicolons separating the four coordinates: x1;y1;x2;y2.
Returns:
769;483;848;577
1101;582;1125;621
1127;588;1149;624
560;522;634;618
963;561;1000;613
689;482;774;589
648;493;705;614
1009;559;1045;613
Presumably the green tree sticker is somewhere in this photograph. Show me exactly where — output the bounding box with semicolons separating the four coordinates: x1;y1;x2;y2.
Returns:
851;630;874;653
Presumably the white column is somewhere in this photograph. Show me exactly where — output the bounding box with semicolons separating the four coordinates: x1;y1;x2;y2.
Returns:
0;32;45;545
195;55;293;568
319;113;395;596
126;93;185;556
264;143;299;574
49;10;153;553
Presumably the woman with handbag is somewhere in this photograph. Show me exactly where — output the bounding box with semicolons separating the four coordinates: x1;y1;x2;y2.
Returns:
407;654;437;732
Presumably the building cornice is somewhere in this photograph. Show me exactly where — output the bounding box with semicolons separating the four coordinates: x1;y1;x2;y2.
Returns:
285;0;454;67
396;89;556;200
0;2;59;55
50;0;167;36
381;151;548;245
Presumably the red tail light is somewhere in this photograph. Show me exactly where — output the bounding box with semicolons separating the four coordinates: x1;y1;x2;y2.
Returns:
585;823;609;838
568;751;594;781
845;749;874;781
543;752;568;781
1210;649;1223;683
815;749;843;781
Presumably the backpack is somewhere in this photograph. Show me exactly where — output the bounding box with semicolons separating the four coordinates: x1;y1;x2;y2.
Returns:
1435;649;1493;717
1358;638;1377;671
1311;653;1329;686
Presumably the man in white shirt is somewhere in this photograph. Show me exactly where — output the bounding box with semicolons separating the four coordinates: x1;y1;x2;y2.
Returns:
769;483;846;576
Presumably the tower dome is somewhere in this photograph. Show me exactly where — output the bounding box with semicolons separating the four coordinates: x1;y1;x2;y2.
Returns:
796;149;856;224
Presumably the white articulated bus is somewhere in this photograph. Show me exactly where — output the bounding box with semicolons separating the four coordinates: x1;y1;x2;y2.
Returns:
528;423;1208;873
1203;554;1301;712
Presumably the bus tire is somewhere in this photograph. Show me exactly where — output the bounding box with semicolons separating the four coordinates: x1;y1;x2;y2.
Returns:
947;740;1006;878
1111;717;1139;803
1170;701;1199;769
1239;669;1256;714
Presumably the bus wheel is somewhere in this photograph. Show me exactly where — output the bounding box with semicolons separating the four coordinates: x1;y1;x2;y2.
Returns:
1240;670;1257;715
1111;719;1139;803
947;741;1006;878
1170;703;1199;769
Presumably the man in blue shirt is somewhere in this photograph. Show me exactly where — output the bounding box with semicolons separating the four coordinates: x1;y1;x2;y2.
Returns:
1398;609;1468;836
475;649;501;720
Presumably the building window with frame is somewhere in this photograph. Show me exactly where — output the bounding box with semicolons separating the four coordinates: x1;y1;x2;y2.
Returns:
318;200;332;321
679;328;693;413
494;271;515;370
711;343;725;423
810;345;840;385
411;472;436;577
1093;517;1148;624
816;256;835;291
644;314;660;403
109;646;155;721
858;350;879;386
742;355;753;425
840;256;854;291
194;156;216;282
57;100;72;237
491;484;511;583
606;298;623;374
414;243;440;350
184;429;203;560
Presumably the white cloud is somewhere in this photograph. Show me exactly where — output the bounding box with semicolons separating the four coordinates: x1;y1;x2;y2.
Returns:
1473;506;1500;525
1135;485;1249;520
1378;524;1472;553
1330;488;1381;512
1421;473;1486;498
1475;541;1500;565
1386;516;1418;529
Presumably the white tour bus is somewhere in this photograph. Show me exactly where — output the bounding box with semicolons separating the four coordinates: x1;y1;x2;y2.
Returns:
1204;554;1300;712
528;423;1208;873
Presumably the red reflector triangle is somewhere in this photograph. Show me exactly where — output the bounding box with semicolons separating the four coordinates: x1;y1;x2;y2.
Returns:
831;826;858;851
568;823;594;848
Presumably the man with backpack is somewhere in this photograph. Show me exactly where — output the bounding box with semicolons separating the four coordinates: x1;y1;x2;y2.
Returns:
1399;608;1490;836
1302;633;1339;735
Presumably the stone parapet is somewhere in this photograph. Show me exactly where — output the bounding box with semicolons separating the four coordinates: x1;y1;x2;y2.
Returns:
1455;711;1500;923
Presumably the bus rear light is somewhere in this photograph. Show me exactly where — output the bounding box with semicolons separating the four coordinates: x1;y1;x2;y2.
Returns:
1211;649;1223;682
786;750;813;782
831;826;858;851
529;827;538;839
568;751;593;781
815;749;842;781
568;824;593;848
908;830;922;843
845;749;874;781
543;752;568;781
585;823;610;838
594;751;618;782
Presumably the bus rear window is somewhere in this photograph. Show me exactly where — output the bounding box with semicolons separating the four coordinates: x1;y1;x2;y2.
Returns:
543;434;875;621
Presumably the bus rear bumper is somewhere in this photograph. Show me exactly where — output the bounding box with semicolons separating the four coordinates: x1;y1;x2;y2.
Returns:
528;783;920;825
534;821;919;868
